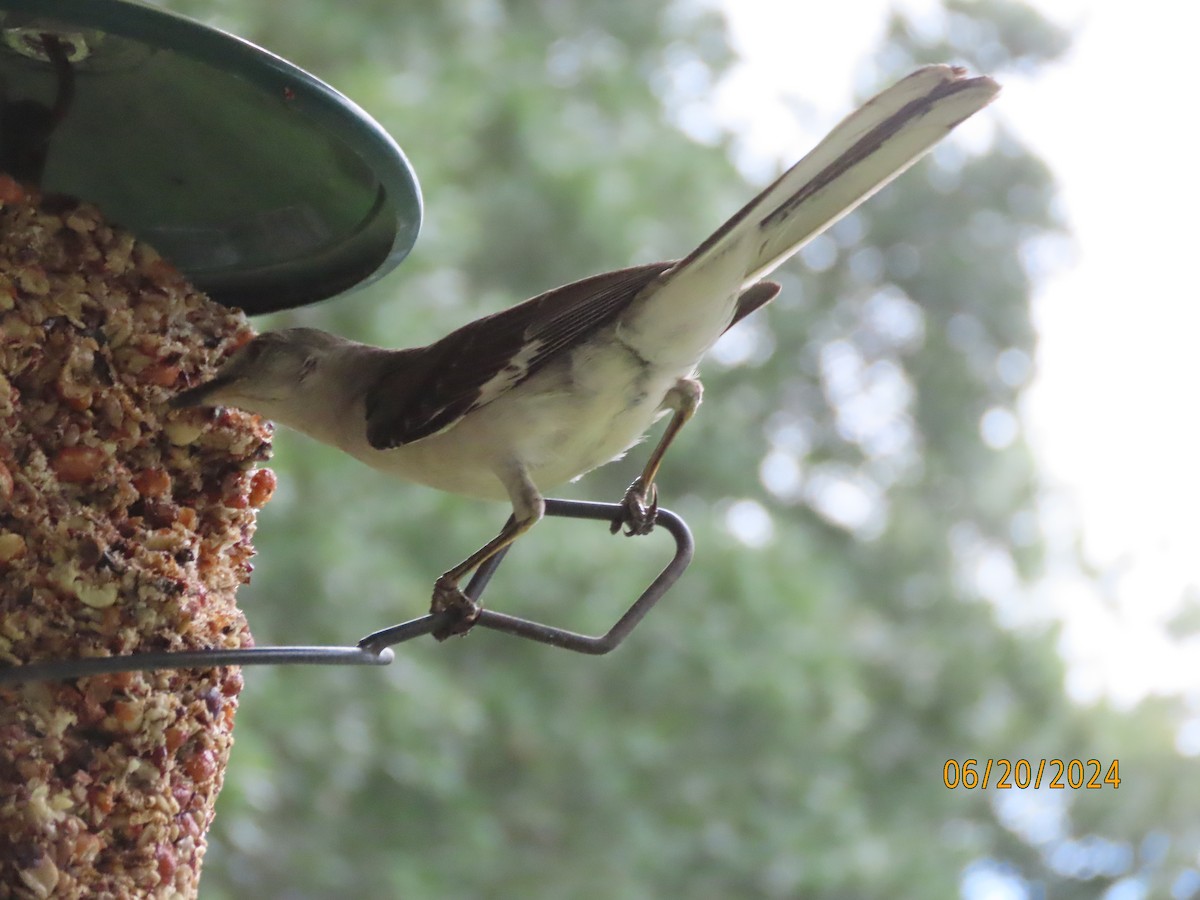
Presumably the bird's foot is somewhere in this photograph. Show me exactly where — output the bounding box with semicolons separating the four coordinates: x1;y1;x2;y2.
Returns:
430;575;481;640
610;477;659;536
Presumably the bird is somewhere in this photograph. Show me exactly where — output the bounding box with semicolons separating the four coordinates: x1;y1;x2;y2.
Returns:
172;65;1000;636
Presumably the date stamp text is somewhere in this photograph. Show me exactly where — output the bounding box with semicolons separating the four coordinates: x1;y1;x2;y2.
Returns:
943;758;1121;789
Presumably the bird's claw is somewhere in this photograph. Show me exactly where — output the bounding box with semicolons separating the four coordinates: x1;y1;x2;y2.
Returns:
430;575;481;640
610;478;659;536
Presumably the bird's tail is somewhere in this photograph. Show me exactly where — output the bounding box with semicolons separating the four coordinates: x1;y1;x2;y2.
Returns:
679;65;1000;288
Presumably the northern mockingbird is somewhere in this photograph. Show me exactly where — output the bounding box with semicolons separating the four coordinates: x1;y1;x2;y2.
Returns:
173;65;999;633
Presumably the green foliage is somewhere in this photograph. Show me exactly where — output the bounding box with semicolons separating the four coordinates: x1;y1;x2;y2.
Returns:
144;1;1198;897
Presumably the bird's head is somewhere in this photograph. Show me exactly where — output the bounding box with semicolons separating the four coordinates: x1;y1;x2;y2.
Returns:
170;328;350;420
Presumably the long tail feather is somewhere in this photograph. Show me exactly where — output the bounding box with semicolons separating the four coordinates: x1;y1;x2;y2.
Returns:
679;65;1000;287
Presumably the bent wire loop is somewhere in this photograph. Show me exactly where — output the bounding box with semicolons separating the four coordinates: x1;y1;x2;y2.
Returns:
0;499;694;685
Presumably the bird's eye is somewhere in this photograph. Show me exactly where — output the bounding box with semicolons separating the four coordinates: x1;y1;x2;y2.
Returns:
300;355;319;380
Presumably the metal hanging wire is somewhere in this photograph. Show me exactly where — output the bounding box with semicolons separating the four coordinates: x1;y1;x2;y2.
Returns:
0;499;693;684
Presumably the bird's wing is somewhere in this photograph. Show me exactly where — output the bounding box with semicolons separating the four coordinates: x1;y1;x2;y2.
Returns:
728;281;780;330
366;263;781;449
365;262;673;448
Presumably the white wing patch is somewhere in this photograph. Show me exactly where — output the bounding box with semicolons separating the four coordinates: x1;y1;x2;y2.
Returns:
473;337;545;409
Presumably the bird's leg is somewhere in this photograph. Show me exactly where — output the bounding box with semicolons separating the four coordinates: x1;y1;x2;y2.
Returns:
431;463;544;639
612;378;702;536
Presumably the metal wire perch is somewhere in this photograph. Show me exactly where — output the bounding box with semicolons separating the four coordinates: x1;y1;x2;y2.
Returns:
0;498;693;684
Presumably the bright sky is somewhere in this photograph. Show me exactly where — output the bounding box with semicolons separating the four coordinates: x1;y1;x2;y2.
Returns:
713;0;1200;710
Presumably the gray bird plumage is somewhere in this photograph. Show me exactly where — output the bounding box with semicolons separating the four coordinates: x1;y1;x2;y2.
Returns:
171;66;1000;630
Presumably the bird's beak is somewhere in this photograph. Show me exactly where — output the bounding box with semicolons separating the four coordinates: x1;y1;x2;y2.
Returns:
169;371;238;410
